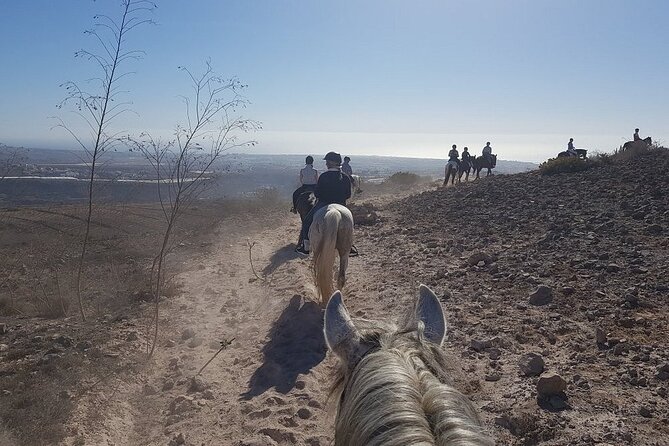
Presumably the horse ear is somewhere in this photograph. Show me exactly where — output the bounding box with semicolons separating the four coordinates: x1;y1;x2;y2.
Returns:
414;284;447;346
324;291;361;363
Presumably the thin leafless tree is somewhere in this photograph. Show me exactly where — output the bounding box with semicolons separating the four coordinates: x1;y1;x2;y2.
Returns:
54;1;155;320
126;62;259;356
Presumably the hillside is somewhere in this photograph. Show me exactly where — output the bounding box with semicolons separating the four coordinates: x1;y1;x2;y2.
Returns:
359;147;668;444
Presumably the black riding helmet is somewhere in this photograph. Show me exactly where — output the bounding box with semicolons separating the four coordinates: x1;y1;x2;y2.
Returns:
324;151;342;163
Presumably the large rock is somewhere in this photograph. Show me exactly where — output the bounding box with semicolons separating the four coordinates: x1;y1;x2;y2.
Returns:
537;372;567;396
529;285;553;306
467;252;492;266
519;353;545;377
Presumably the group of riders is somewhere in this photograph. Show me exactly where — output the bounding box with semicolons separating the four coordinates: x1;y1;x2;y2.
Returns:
562;128;649;158
446;141;495;171
292;152;356;256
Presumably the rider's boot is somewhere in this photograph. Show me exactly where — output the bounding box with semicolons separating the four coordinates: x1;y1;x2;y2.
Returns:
296;239;310;256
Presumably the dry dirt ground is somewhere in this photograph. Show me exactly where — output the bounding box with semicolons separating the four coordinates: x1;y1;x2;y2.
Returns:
1;152;668;445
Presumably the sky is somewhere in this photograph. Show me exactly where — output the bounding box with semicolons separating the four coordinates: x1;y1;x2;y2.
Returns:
1;0;668;163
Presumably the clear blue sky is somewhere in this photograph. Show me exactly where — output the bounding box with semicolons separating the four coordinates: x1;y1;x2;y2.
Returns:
1;0;667;162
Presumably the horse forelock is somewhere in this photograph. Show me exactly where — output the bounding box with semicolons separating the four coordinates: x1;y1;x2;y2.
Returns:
330;322;493;446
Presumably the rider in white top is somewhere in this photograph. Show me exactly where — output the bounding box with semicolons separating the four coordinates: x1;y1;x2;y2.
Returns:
292;156;319;213
567;138;577;156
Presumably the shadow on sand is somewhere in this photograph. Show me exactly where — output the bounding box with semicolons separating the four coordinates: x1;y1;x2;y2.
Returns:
240;294;326;400
262;243;300;277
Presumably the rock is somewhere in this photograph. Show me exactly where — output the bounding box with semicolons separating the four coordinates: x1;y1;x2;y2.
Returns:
168;395;197;415
519;353;545;377
485;373;501;382
0;344;9;353
54;335;73;348
470;339;492;352
162;380;175;391
76;341;92;351
168;433;186;446
529;285;553;306
126;331;139;341
595;327;607;345
487;348;502;360
639;406;653;418
547;395;569;410
561;287;576;296
537;373;567;396
656;363;669;381
188;376;210;393
0;323;7;335
606;264;621;273
142;384;158;395
613;342;628;356
187;337;203;348
467;252;492;266
296;407;312;419
645;224;663;235
181;328;196;340
202;389;215;400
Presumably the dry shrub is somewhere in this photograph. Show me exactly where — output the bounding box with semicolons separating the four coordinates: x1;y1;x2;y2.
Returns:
349;203;382;226
539;157;598;175
385;171;423;186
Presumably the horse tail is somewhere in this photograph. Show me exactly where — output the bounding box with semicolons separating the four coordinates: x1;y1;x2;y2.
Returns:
313;207;340;302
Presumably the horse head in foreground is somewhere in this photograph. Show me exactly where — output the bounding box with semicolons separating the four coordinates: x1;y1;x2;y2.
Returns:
310;204;354;304
324;285;494;446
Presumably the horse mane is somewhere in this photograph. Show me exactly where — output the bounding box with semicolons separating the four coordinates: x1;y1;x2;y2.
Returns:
330;319;493;446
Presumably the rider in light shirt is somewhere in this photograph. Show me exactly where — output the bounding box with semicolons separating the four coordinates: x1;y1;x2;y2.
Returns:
291;155;318;213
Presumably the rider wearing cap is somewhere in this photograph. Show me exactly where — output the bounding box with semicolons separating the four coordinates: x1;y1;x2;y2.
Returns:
296;151;352;255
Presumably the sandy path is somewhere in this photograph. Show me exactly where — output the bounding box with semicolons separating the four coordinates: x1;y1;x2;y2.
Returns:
71;212;347;446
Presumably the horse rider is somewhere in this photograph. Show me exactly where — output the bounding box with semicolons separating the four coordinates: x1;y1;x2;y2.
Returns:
567;138;578;156
462;146;471;163
482;142;493;164
341;156;353;176
448;144;460;168
295;151;352;255
290;155;318;213
634;128;641;141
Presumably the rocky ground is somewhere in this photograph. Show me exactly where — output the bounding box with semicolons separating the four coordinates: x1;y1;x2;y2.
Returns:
1;149;667;445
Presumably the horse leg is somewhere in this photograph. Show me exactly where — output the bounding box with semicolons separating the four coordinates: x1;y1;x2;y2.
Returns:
337;253;349;290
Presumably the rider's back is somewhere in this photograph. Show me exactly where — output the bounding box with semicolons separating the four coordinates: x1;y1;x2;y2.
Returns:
316;170;351;206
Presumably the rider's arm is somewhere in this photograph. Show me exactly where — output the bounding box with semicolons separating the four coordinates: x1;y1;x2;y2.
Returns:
299;169;304;185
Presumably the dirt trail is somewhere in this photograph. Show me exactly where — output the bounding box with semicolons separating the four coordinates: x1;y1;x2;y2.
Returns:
67;212;340;445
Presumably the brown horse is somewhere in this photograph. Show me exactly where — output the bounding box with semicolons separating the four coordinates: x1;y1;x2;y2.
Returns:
458;158;473;182
324;285;494;445
472;154;496;179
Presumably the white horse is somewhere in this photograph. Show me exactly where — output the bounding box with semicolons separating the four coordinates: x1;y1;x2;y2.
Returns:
309;204;354;304
324;285;494;445
350;174;363;197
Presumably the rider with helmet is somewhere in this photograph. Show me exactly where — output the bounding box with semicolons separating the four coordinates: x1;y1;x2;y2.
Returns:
482;142;493;163
296;151;352;255
291;155;319;213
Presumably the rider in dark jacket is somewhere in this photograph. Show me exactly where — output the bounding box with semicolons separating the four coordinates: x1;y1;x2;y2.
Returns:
296;151;351;255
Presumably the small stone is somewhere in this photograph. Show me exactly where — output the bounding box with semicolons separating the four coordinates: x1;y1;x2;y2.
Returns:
0;344;9;353
487;348;502;360
0;323;7;335
537;373;567;396
76;341;92;351
467;252;492;266
606;264;621;273
485;373;501;382
188;376;210;393
519;353;545;377
613;342;628;356
470;339;492;352
126;331;139;342
595;328;607;345
181;328;196;340
639;406;653;418
202;389;215;400
187;337;203;348
561;287;576;296
296;408;312;419
142;384;158;395
162;380;175;391
529;285;553;306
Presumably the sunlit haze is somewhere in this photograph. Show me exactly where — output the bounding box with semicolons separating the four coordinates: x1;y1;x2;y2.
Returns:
1;0;668;163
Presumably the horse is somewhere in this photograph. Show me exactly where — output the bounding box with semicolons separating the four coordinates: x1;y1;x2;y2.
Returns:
310;204;354;304
443;160;459;186
324;285;494;446
622;137;652;151
350;174;363;196
557;148;588;159
472;154;496;179
458;158;473;182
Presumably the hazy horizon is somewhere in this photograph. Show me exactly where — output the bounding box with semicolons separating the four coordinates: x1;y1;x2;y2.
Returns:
2;1;667;164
